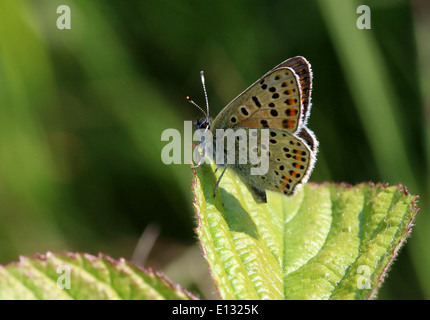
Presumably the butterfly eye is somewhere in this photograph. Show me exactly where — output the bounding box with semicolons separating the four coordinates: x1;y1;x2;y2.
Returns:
200;121;210;129
194;117;211;130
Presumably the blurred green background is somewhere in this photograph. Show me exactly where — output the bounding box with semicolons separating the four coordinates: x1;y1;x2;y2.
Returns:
0;0;428;299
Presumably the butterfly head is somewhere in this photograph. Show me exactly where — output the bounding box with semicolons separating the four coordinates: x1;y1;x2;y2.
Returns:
194;117;212;130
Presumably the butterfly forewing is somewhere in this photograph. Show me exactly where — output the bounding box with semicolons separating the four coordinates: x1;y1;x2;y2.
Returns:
211;67;303;133
273;56;313;124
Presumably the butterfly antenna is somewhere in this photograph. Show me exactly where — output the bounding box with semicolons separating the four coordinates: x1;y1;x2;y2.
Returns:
186;96;207;118
186;70;210;119
200;71;210;119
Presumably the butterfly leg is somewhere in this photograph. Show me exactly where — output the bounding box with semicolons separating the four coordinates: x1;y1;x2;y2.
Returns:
191;146;205;168
192;139;209;169
213;165;227;197
192;127;210;169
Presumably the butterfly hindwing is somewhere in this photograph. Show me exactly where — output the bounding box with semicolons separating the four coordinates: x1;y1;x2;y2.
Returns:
223;127;315;199
266;129;315;196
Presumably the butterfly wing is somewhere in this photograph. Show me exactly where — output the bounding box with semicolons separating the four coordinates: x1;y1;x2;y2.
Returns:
276;57;313;126
212;56;312;132
265;128;317;195
209;57;317;203
212;66;304;133
226;127;317;202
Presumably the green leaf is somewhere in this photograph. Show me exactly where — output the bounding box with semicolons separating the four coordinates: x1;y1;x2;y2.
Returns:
192;162;418;300
0;252;196;300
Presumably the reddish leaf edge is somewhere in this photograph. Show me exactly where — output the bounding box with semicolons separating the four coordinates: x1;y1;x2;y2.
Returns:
0;251;198;300
190;163;222;299
368;185;419;300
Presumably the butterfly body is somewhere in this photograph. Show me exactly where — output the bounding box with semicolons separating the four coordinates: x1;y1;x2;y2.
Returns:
194;57;318;203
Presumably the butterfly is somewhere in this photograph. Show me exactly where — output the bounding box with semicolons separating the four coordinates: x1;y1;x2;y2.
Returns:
189;56;318;203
